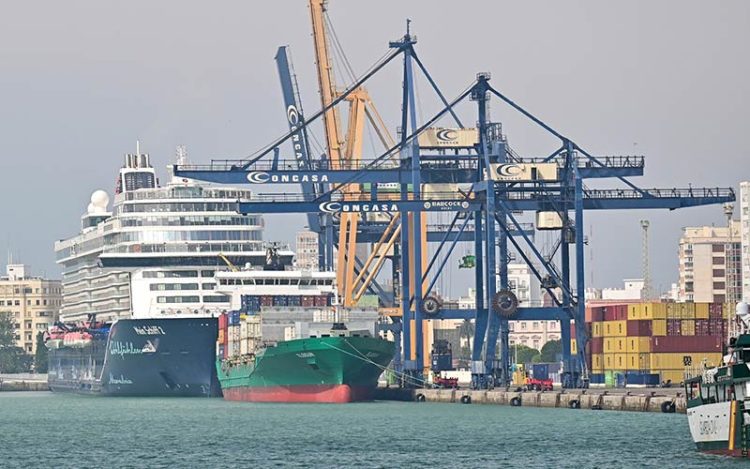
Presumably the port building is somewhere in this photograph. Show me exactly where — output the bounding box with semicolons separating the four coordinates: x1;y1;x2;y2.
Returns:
0;264;62;353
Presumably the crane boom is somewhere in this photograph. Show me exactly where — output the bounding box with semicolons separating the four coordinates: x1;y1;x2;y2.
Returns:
275;45;321;234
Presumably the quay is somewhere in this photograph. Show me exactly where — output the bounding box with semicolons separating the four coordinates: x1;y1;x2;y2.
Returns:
375;387;686;414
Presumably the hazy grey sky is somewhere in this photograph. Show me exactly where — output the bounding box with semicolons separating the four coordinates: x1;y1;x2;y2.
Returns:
1;0;748;295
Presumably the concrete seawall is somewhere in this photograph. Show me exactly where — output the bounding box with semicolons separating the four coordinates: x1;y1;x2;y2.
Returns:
407;388;686;414
0;375;49;392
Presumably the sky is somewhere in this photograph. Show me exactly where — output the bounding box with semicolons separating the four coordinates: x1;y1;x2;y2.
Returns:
0;0;748;296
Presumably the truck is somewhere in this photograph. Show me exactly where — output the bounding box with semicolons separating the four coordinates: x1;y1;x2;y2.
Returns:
524;376;553;391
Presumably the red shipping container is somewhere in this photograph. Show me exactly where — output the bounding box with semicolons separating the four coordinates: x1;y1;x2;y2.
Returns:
260;295;273;307
587;306;604;323
708;319;725;336
650;335;723;353
695;320;710;336
627;319;652;337
301;296;315;307
590;337;604;354
666;319;682;336
615;304;628;320
218;312;228;331
314;295;328;307
709;303;723;318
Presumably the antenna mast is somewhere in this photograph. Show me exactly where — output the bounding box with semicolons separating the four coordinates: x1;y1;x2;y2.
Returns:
640;220;652;300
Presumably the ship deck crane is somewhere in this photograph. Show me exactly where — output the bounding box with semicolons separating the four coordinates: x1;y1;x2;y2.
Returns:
176;21;735;389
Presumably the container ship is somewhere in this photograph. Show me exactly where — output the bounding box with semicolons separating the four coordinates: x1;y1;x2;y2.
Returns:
50;144;290;396
213;253;395;403
684;302;750;458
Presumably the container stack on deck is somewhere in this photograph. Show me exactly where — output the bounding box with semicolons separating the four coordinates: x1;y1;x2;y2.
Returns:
584;302;729;387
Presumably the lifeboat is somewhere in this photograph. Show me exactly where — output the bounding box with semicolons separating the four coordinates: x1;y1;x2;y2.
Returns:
62;331;94;348
44;327;65;350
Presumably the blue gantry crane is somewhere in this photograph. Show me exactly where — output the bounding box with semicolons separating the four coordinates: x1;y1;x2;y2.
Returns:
176;25;734;389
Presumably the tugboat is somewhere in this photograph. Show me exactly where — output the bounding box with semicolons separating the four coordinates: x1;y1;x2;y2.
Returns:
685;302;750;457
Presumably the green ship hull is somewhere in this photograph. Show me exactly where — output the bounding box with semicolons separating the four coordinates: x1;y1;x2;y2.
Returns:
217;335;395;403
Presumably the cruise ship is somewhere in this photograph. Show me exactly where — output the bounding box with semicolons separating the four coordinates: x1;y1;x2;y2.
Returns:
49;144;293;396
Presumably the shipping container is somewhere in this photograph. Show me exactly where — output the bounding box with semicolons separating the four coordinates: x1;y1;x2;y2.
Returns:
571;339;577;355
626;352;651;371
301;296;316;307
589;373;605;384
604;320;627;337
649;352;723;370
624;372;660;386
272;295;289;307
218;312;228;330
626;320;652;337
652;319;667;336
314;295;328;307
603;305;628;322
592;322;604;338
681;319;695;336
650;335;723;353
694;303;709;319
590;337;604;354
709;302;723;319
671;319;685;336
217;329;225;344
586;306;604;323
591;354;604;372
708;319;725;337
603;338;625;353
657;370;686;385
229;311;241;326
695;320;710;336
625;337;650;354
260;295;273;307
532;363;550;380
288;296;302;307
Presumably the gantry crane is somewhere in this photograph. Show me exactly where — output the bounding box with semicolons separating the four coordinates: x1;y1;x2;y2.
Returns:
177;21;735;388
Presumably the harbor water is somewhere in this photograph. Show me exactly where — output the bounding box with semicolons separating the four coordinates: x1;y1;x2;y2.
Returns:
0;392;745;468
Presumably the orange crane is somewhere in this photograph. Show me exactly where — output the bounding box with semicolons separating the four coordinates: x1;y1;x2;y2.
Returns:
308;0;431;372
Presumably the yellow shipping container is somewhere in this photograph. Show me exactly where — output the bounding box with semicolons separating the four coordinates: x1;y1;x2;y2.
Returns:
625;337;651;354
694;303;709;320
626;352;651;371
591;354;604;372
629;303;668;320
604;337;626;353
650;353;723;371
571;339;577;355
613;353;627;370
627;304;641;320
681;319;695;336
723;303;733;319
604;353;616;370
604;320;627;337
658;370;686;384
652;319;667;336
592;322;604;338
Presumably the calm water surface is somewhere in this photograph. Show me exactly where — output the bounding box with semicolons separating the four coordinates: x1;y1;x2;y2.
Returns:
0;392;744;468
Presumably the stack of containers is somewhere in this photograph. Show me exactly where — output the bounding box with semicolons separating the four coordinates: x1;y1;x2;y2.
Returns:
226;310;241;358
217;312;229;359
585;301;728;386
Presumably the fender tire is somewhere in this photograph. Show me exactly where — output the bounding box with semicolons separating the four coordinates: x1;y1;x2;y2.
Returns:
510;396;522;407
460;395;471;404
661;401;676;413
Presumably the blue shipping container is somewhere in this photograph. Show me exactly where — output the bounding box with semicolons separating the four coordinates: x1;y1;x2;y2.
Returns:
531;364;550;380
229;311;241;325
589;373;605;384
624;372;660;386
273;296;289;307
